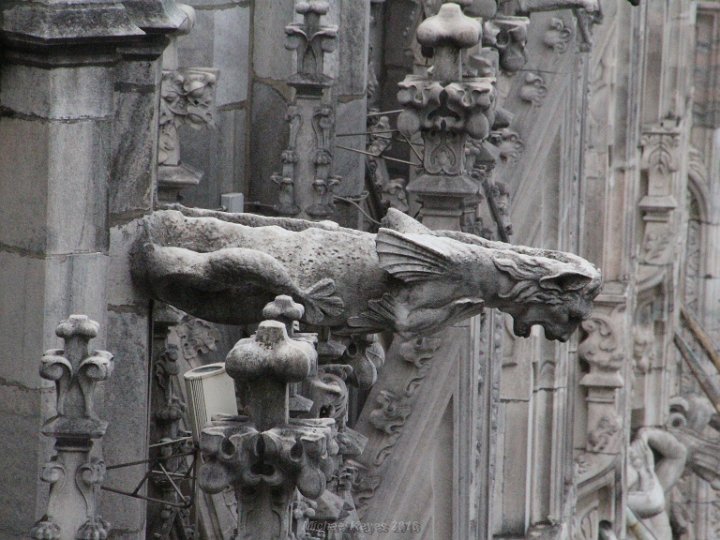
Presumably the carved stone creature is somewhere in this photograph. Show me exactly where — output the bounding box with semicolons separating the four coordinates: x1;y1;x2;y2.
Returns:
132;206;601;341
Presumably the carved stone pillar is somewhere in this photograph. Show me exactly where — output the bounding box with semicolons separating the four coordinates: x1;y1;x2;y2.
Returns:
198;297;339;540
31;316;114;540
270;0;342;220
397;2;496;230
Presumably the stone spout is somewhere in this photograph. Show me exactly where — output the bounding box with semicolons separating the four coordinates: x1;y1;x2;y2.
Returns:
132;205;601;342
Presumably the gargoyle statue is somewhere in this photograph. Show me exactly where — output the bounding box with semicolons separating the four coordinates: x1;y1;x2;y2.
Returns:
132;205;601;341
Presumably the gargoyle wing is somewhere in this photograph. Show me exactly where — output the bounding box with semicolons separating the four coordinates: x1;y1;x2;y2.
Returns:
375;228;473;283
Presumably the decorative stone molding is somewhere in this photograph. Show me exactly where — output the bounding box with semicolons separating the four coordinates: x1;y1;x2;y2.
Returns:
158;67;218;202
270;1;341;220
285;0;338;94
578;311;626;457
517;0;600;13
519;72;548;107
489;129;525;164
543;17;574;54
482;16;530;74
31;316;114;540
397;2;496;230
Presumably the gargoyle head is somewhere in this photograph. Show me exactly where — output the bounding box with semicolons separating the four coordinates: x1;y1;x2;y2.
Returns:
492;248;602;342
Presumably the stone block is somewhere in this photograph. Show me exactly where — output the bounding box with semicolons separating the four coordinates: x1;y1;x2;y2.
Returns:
0;64;113;120
253;0;295;81
333;98;367;199
0;251;109;387
111;59;162;217
248;81;290;204
0;384;51;538
337;0;370;96
0;117;111;255
177;8;215;68
101;309;152;539
214;5;251;106
180;106;245;209
108;219;151;308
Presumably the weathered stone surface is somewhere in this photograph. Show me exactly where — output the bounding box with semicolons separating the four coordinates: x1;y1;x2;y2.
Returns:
111;59;162;216
213;5;250;106
253;0;295;81
101;309;151;540
0;118;111;255
133;207;601;340
0;64;114;120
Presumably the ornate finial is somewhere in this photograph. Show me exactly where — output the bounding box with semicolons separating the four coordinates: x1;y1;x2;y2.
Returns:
416;3;481;82
32;316;114;540
263;295;305;335
285;0;338;92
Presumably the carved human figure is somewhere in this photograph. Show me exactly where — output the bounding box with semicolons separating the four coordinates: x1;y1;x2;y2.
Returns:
627;428;687;540
133;206;601;342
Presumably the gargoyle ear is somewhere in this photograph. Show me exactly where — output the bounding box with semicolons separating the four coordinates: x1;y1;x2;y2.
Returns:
540;271;593;292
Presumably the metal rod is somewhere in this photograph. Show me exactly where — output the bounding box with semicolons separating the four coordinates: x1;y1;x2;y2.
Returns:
158;461;189;502
100;486;194;509
674;333;720;415
148;437;193;449
397;132;423;163
105;451;196;470
336;129;398;137
680;306;720;373
367;109;403;117
335;144;417;166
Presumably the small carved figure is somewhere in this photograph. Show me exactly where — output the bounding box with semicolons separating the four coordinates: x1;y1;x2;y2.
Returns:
627;428;687;540
133;206;601;341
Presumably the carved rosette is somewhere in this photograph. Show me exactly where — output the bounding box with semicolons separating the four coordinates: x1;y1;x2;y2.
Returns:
32;315;114;540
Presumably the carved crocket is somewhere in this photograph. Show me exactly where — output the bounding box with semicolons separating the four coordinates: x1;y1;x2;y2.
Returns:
132;206;601;341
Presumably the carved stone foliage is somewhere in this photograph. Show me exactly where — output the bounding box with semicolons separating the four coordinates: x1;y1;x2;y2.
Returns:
285;0;338;92
489;129;525;164
519;72;548;107
32;316;114;540
579;313;624;381
684;190;702;315
134;206;602;342
354;335;442;512
482;16;529;74
640;130;680;176
158;68;218;167
543;17;574;54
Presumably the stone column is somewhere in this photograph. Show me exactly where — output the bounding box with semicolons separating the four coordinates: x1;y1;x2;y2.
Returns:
198;297;339;540
31;316;114;540
0;3;141;534
397;2;496;230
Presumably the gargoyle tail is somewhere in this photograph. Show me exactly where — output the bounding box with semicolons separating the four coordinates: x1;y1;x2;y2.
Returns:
301;278;345;324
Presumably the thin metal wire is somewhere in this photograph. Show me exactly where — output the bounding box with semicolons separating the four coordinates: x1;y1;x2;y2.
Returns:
335;144;417;166
333;195;382;226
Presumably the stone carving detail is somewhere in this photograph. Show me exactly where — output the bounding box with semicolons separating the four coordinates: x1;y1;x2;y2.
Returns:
482;16;530;74
520;72;548;107
133;206;602;342
369;391;412;435
544;17;574;54
490;129;525;164
271;1;341;220
517;0;600;13
397;3;496;229
198;308;337;539
31;315;114;540
587;415;622;452
640;130;680;176
272;106;303;216
158;68;218;202
627;428;687;539
174;314;221;366
578;314;624;377
285;0;338;90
